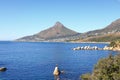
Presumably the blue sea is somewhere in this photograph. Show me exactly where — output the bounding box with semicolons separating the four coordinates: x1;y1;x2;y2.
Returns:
0;41;118;80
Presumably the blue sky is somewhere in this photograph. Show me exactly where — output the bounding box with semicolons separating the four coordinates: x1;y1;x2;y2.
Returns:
0;0;120;40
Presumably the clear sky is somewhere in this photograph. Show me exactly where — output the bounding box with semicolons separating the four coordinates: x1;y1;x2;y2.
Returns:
0;0;120;40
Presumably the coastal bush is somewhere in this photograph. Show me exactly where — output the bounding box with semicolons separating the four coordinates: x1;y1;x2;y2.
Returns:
83;33;120;42
81;54;120;80
109;40;120;48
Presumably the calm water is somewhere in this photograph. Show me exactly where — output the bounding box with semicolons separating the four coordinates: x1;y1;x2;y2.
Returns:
0;41;118;80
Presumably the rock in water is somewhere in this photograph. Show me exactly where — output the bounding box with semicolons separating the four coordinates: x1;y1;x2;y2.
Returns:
53;66;60;76
0;67;7;71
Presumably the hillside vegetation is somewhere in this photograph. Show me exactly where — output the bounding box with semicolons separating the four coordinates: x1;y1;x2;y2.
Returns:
81;40;120;80
81;54;120;80
109;40;120;47
72;33;120;42
108;40;120;51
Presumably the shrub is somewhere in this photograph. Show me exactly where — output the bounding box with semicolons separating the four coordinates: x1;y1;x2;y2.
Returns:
81;54;120;80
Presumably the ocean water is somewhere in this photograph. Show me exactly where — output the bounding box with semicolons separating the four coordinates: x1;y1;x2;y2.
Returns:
0;41;118;80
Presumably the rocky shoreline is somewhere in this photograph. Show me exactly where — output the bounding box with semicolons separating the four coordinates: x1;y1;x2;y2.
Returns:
72;45;120;51
72;46;101;50
103;46;120;51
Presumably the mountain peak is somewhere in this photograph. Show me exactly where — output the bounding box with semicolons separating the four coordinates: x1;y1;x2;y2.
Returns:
106;18;120;29
55;21;63;25
16;21;79;41
54;21;64;27
112;18;120;24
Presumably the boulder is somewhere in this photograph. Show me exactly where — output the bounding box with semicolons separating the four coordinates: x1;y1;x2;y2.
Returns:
0;67;7;71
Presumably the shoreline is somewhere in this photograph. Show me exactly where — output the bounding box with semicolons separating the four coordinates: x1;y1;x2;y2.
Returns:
70;41;110;44
1;40;110;44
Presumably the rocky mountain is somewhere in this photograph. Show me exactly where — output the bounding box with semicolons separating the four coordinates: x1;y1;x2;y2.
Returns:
16;18;120;42
85;18;120;36
16;22;80;42
73;18;120;42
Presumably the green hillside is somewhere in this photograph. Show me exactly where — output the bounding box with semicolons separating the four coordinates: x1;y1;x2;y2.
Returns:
72;33;120;42
81;54;120;80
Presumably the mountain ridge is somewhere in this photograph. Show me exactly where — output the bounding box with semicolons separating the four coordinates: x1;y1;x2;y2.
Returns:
74;18;120;42
16;18;120;42
16;22;80;42
85;18;120;36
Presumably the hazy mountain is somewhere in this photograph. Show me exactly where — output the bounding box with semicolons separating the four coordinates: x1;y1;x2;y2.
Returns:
73;18;120;42
85;18;120;36
16;18;120;42
16;22;80;42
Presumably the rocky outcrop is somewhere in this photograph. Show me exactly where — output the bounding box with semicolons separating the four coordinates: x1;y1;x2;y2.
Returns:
103;40;120;51
0;67;7;71
72;46;100;50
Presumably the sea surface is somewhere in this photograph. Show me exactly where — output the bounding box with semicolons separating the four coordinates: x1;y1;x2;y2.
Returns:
0;41;118;80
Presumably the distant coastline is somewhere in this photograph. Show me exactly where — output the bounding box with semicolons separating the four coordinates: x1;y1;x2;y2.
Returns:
13;40;110;44
70;41;110;44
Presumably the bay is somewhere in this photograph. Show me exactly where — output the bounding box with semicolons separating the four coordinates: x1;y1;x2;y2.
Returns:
0;41;118;80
